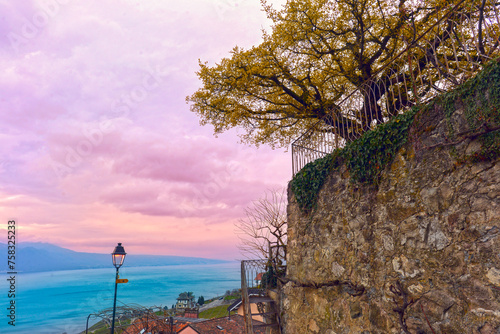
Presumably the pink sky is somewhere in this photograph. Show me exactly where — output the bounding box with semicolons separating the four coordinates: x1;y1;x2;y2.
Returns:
0;0;290;260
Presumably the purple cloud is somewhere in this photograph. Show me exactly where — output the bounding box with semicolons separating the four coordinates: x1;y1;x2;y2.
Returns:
0;0;289;259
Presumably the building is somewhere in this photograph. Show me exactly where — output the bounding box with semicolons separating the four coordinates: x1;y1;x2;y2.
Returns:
254;273;264;287
122;316;204;334
184;308;199;318
227;289;266;322
227;288;280;332
177;314;265;334
176;292;196;311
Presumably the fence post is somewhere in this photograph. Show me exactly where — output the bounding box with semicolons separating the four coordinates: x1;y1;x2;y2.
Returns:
242;261;254;334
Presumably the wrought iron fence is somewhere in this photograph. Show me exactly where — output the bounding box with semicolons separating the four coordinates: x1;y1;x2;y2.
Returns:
241;259;268;291
291;0;500;175
240;260;267;334
240;259;284;334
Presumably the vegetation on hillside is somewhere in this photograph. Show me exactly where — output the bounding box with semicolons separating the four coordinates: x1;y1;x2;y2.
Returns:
199;305;237;319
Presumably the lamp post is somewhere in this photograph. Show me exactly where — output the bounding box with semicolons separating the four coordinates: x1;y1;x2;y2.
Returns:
85;313;95;334
111;243;126;334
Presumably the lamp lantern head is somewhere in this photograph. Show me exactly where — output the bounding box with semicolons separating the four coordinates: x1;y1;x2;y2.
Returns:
111;243;127;269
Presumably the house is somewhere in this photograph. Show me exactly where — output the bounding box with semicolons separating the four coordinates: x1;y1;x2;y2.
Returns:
177;314;265;334
254;273;264;287
226;288;280;332
122;316;204;334
176;292;196;311
227;290;265;322
121;315;170;334
184;307;199;318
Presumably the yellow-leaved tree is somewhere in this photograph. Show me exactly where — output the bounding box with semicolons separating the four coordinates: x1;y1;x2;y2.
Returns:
188;0;500;148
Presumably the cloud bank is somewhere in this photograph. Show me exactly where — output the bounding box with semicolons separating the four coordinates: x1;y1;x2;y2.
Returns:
0;0;289;259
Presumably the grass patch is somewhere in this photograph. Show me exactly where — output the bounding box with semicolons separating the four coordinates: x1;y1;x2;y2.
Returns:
86;320;128;334
224;295;239;301
199;305;236;319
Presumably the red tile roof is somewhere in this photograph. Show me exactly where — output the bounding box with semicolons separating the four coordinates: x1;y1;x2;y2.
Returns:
255;273;264;281
179;314;266;334
122;316;197;334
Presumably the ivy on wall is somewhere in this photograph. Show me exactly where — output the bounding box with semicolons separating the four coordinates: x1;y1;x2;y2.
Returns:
438;58;500;163
342;109;417;184
291;59;500;214
290;149;341;214
291;108;416;213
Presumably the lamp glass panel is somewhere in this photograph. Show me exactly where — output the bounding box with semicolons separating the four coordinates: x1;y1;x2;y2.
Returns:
113;254;125;267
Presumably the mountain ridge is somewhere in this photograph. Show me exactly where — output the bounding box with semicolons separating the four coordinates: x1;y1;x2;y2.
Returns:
0;242;228;273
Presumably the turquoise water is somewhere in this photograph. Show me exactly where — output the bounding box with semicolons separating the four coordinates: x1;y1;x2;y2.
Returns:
0;262;240;334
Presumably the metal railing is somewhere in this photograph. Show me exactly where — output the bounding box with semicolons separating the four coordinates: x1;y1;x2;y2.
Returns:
241;259;268;292
241;259;287;334
241;260;267;334
291;0;500;175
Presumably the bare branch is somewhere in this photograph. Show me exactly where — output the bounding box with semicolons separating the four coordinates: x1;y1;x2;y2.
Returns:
235;188;287;265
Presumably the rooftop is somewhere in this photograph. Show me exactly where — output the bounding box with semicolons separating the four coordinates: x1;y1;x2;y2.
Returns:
180;314;266;334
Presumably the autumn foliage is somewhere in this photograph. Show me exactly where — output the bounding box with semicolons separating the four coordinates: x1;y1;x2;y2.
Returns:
188;0;500;148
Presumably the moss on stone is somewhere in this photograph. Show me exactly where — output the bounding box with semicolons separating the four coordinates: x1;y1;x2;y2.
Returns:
291;59;500;215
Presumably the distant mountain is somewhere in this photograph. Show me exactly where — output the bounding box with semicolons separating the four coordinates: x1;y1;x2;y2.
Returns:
0;242;227;273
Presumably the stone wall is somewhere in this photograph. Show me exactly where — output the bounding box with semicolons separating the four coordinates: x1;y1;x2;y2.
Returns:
283;83;500;332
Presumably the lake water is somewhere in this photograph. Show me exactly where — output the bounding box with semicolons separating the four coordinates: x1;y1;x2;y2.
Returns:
0;262;241;334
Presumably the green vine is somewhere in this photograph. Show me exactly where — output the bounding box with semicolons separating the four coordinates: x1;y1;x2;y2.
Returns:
290;150;341;213
291;109;416;213
441;59;500;126
436;58;500;164
342;109;417;185
291;59;500;214
454;130;500;164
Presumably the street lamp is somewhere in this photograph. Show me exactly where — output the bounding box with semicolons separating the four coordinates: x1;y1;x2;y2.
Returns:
111;243;126;334
85;313;96;334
